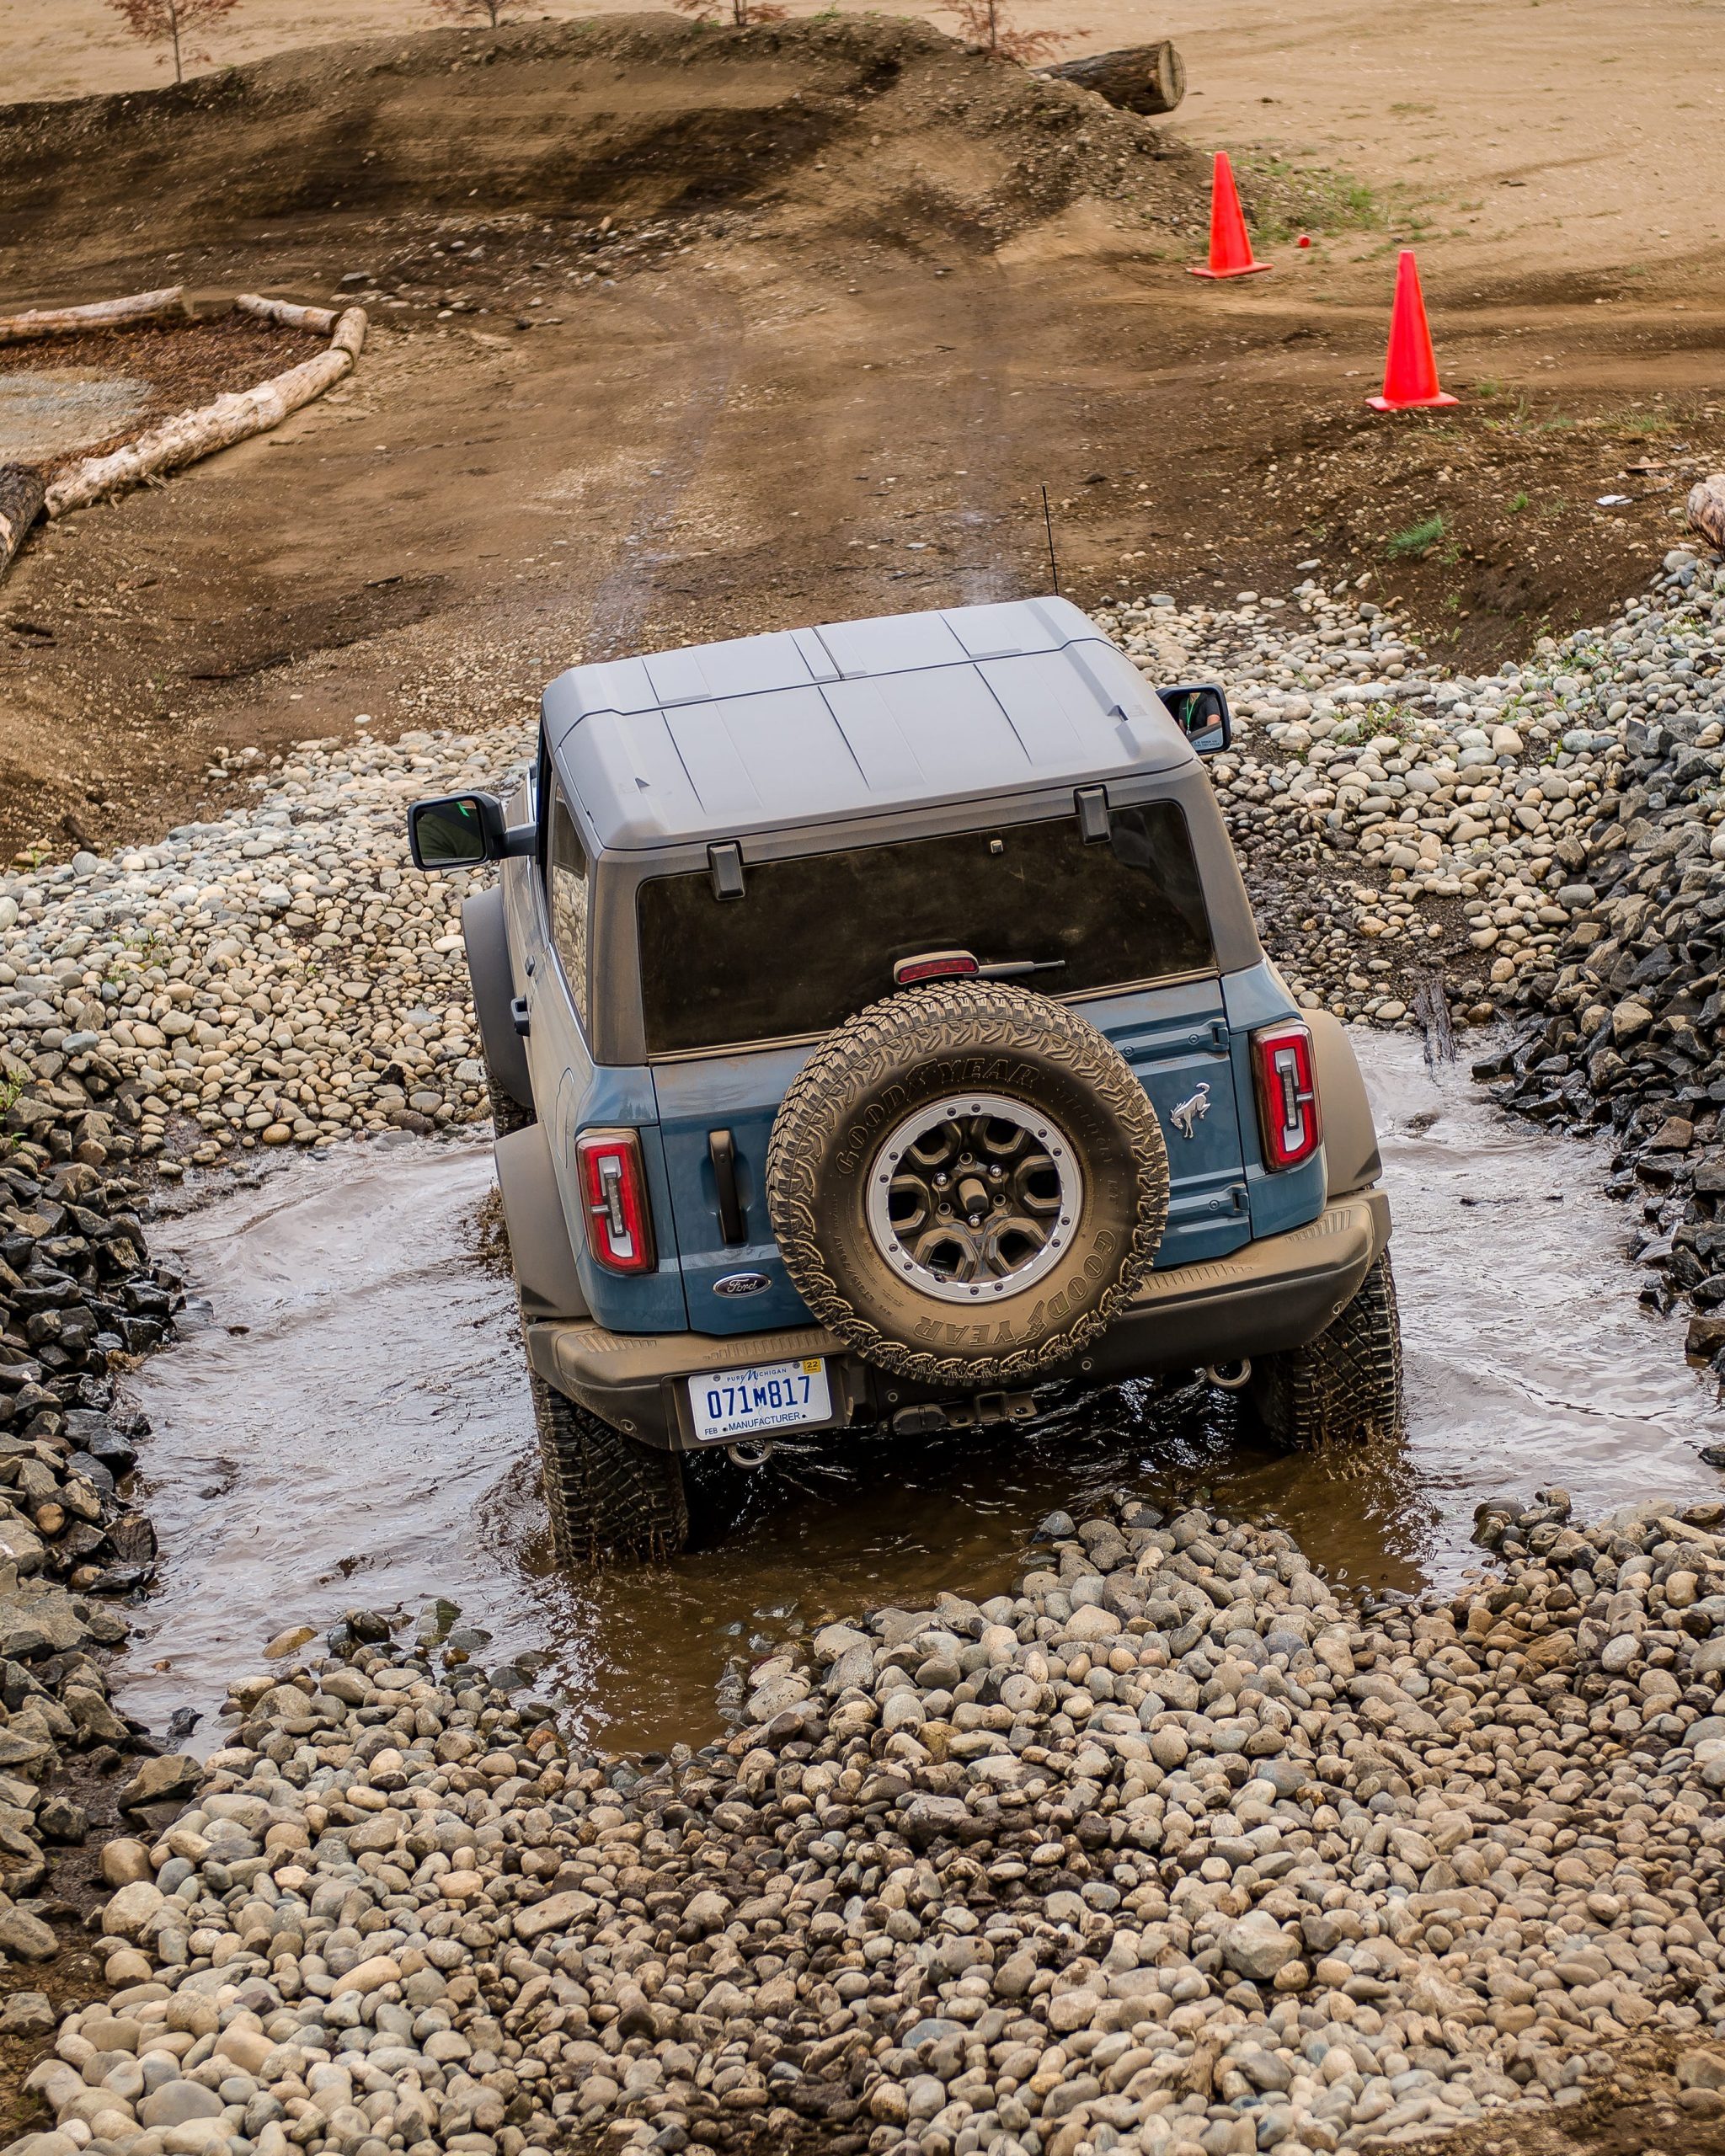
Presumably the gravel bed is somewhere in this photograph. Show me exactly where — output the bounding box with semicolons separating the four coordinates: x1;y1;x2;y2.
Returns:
1096;543;1725;1032
3;1492;1722;2156
0;736;515;1177
0;547;1722;2153
0;547;1719;1187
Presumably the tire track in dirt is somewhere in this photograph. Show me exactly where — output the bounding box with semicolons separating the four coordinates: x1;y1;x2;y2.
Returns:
576;281;745;665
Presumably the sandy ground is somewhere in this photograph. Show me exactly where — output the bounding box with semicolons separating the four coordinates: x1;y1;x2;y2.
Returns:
0;5;1722;866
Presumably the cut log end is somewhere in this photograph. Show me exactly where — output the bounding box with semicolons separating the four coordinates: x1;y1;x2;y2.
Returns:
1689;475;1725;556
1039;40;1186;116
0;465;46;587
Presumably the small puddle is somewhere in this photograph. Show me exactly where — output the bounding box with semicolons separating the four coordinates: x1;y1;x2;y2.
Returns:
116;1033;1724;1756
0;369;155;458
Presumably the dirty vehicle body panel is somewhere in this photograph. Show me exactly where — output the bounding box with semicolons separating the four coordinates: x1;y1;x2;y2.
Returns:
423;595;1393;1507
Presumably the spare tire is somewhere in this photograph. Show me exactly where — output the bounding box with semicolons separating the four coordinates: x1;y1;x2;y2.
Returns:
766;982;1168;1388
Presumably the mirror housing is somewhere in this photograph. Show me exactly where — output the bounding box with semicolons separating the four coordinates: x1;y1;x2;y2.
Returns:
1159;683;1232;756
407;792;534;870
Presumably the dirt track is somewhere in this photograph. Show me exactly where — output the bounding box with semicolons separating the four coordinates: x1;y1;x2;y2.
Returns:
0;13;1722;864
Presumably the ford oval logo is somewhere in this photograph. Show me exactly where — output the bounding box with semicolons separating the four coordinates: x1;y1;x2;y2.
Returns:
713;1271;771;1299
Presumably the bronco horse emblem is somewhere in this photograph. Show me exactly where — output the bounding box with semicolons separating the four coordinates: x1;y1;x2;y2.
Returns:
1171;1081;1211;1139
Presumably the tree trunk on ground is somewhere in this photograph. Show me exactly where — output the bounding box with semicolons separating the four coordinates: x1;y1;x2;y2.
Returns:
0;286;184;345
1039;40;1186;115
329;305;367;359
45;337;362;516
1690;475;1725;554
0;466;45;586
235;293;339;334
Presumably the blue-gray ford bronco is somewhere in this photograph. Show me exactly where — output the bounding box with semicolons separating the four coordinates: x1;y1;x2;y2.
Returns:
409;597;1399;1561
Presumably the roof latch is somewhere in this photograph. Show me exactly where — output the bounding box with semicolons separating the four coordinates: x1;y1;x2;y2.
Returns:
1074;785;1111;844
708;841;746;900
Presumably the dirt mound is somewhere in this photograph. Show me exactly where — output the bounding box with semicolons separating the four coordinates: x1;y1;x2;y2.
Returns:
0;14;1719;871
0;16;1202;280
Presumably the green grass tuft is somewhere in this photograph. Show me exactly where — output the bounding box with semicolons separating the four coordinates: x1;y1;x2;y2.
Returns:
1386;515;1445;559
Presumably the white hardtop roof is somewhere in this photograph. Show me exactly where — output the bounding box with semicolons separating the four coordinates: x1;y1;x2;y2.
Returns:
542;595;1194;851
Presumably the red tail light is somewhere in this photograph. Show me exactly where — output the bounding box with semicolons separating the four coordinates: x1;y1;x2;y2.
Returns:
1252;1021;1322;1171
575;1129;657;1273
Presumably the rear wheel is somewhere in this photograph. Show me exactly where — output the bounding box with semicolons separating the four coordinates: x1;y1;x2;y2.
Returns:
488;1067;532;1137
528;1364;689;1562
1246;1252;1403;1449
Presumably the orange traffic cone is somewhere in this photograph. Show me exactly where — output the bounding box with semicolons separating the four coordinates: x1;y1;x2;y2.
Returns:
1188;152;1272;280
1368;250;1458;410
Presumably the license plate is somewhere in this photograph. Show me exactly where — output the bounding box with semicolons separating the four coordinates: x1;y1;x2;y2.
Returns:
688;1358;831;1443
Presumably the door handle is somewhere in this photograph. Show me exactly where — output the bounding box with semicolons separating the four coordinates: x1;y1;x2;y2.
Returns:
708;1129;746;1246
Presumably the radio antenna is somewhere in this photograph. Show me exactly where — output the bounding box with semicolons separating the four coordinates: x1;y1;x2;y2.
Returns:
1041;485;1061;596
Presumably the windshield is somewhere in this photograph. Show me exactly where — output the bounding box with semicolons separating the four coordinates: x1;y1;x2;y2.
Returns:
637;801;1214;1055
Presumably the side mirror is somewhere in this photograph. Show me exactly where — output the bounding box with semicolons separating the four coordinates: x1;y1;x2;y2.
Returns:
409;792;538;869
408;792;507;869
1160;684;1232;755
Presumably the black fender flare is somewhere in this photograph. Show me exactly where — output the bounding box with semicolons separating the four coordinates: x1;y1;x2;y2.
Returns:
495;1121;589;1321
462;885;533;1117
1307;1010;1382;1198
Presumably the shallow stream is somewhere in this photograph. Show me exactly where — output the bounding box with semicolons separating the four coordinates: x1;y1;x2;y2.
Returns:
116;1031;1725;1754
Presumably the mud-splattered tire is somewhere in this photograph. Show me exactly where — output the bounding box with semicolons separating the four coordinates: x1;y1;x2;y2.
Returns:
1247;1251;1403;1449
488;1068;532;1137
529;1366;689;1563
766;982;1168;1388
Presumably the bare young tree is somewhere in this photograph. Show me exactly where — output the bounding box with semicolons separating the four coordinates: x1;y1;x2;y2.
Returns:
947;0;1060;62
106;0;240;84
669;0;788;27
431;0;515;26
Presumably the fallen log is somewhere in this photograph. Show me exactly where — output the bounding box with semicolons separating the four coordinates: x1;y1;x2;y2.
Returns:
1039;40;1186;116
234;293;339;335
1690;473;1725;554
45;314;367;516
0;466;45;581
329;305;367;360
0;285;185;345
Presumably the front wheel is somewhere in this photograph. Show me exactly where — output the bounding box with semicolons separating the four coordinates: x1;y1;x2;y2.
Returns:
529;1365;689;1562
1246;1252;1403;1449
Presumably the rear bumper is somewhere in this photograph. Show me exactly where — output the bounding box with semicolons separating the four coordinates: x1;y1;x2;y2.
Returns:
526;1187;1391;1453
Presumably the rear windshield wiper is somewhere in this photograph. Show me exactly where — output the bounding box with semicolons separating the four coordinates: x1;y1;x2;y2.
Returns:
977;958;1066;980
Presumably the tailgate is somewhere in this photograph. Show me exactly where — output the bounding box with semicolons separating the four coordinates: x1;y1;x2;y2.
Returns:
651;1045;814;1337
1087;979;1252;1267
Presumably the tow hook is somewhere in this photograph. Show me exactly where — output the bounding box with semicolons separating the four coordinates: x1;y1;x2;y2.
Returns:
726;1438;776;1469
1206;1358;1252;1390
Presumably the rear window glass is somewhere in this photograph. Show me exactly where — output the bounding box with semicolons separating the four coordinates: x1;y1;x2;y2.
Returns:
637;802;1213;1055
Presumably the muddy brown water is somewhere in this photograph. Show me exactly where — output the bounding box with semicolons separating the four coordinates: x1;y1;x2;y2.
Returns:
116;1031;1725;1757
